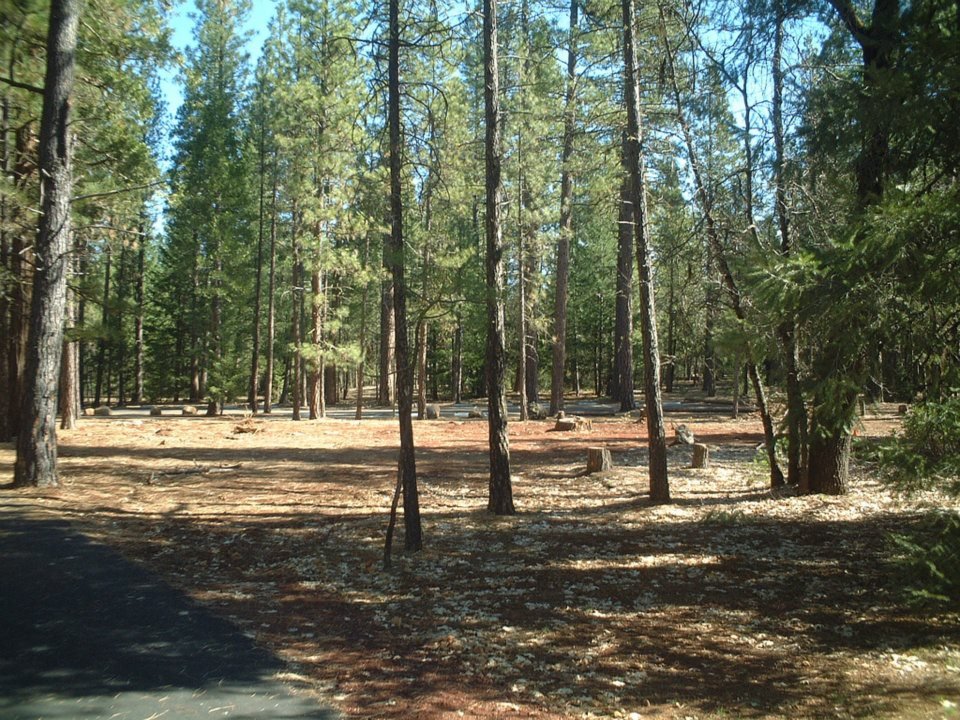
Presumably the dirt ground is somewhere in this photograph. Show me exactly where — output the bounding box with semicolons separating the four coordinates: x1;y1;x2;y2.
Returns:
2;402;959;719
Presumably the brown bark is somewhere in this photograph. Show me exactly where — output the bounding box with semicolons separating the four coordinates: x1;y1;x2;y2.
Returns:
14;0;81;487
772;5;807;485
133;221;146;405
249;105;267;414
387;0;422;551
94;244;111;407
264;171;278;413
624;0;669;503
550;0;578;417
309;266;323;420
484;0;514;515
614;136;636;412
291;203;303;421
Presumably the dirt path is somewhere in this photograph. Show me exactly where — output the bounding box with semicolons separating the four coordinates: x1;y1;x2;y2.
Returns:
2;408;958;719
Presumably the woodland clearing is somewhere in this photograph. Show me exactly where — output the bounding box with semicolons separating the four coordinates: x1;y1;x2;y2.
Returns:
2;401;958;719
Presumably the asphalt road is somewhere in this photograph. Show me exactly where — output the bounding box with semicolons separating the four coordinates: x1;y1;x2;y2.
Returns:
0;509;337;720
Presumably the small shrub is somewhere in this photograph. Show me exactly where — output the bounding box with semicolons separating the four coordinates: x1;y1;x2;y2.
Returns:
881;396;960;494
874;396;960;607
889;512;960;608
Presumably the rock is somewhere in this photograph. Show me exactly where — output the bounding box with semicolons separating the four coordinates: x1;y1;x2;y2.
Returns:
149;407;163;417
94;405;112;417
182;405;198;416
426;404;441;420
692;443;710;469
587;447;613;473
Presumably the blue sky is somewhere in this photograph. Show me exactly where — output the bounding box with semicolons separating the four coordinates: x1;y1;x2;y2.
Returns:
159;0;278;127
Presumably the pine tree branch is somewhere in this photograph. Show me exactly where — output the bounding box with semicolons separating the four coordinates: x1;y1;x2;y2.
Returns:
70;180;163;203
0;75;44;95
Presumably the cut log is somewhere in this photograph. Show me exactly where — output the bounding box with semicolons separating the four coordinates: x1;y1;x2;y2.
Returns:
692;443;710;469
82;407;95;417
587;447;613;473
426;403;441;419
182;405;198;416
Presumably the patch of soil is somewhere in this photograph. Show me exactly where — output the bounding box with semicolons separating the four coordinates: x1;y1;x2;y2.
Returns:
2;405;958;719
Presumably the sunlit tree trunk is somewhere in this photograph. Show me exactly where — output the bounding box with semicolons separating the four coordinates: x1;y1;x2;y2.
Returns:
550;0;578;417
624;0;669;503
388;0;422;550
14;0;81;487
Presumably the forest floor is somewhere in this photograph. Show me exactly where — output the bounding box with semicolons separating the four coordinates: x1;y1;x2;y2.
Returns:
2;398;959;719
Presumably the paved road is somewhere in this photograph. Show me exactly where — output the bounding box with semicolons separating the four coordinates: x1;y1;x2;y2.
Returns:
85;397;747;421
0;509;337;720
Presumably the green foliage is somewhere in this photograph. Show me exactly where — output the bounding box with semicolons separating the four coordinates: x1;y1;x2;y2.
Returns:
866;397;960;608
873;397;960;496
889;512;960;608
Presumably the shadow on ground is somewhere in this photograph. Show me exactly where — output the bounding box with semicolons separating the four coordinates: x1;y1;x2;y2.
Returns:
0;510;336;720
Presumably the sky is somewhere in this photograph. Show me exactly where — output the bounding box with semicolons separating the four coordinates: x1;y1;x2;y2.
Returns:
159;0;279;133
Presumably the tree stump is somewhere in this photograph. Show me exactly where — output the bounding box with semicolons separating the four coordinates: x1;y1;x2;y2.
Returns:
587;447;613;473
670;424;694;446
555;416;592;432
150;407;163;417
94;406;112;417
182;405;198;416
692;443;710;469
426;404;441;419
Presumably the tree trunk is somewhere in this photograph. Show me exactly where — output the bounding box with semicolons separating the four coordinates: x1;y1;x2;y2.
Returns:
379;269;395;406
550;0;578;417
388;0;422;551
115;241;128;406
309;266;323;420
94;244;111;407
59;246;78;430
702;283;718;397
291;203;303;421
658;7;782;488
807;417;852;495
483;0;514;515
264;171;278;413
451;314;463;403
356;236;370;420
517;168;529;422
14;0;81;487
0;95;11;440
614;139;636;412
624;0;669;503
772;4;807;485
249;107;267;414
416;318;427;420
133;220;146;405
